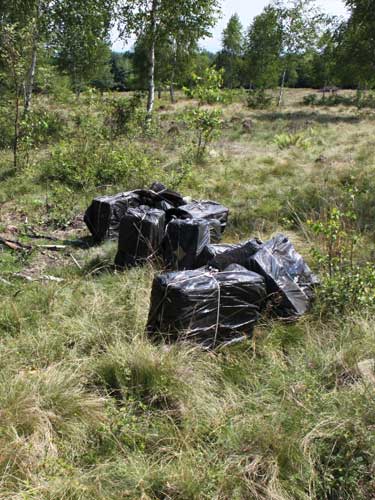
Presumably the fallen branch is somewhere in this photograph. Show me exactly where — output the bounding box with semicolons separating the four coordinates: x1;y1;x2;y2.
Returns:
37;244;67;251
0;236;32;251
24;228;59;241
12;272;64;283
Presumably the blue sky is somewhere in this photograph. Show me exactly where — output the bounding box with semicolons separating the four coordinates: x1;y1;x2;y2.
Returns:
112;0;348;53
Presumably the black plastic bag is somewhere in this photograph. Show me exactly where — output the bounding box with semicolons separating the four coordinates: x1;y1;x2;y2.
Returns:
248;235;318;317
166;200;229;242
84;184;185;242
162;218;210;270
133;188;184;212
147;264;267;348
115;207;165;268
208;239;264;271
196;243;239;268
260;234;319;298
148;182;186;208
84;191;142;242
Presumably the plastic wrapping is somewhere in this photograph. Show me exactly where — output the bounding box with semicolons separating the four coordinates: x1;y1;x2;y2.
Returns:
84;191;141;242
84;184;185;242
115;207;165;268
166;200;229;242
260;234;319;298
162;218;210;270
148;182;186;208
247;234;318;317
196;243;239;268
208;239;264;271
147;264;267;348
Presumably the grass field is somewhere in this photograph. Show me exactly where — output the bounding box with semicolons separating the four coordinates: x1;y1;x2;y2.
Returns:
1;88;375;499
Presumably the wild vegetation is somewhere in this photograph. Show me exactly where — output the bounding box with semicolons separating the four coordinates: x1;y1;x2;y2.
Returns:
1;0;375;499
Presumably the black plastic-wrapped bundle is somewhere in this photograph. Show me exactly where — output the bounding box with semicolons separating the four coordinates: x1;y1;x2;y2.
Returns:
260;234;319;298
84;192;142;242
162;218;210;270
115;207;165;268
148;182;186;209
248;235;318;318
133;188;185;212
147;264;267;348
166;200;229;242
196;243;239;268
208;238;264;270
84;184;185;242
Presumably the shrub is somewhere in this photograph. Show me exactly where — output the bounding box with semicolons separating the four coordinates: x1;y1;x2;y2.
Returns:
247;88;274;109
308;205;375;315
105;92;144;137
182;68;223;161
0;103;14;149
20;107;66;147
40;140;159;190
303;93;318;105
184;67;224;105
274;131;311;150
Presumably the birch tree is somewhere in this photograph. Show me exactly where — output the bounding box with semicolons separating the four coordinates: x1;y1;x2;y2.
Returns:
273;0;325;105
119;0;220;116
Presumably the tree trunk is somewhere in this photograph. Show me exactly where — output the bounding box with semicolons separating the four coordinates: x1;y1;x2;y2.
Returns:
146;0;158;117
13;89;20;169
169;82;175;104
169;39;177;104
147;38;155;116
278;68;287;107
24;1;41;113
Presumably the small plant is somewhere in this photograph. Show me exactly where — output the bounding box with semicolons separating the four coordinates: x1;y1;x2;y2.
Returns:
183;68;223;161
303;93;318;105
274;131;311;150
247;88;274;109
183;107;222;162
105;92;144;138
307;193;375;314
44;184;79;228
184;67;224;105
21;107;65;146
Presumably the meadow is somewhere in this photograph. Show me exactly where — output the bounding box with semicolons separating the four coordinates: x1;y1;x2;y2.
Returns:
1;88;375;499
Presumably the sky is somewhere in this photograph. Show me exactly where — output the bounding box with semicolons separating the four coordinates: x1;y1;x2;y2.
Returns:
111;0;349;53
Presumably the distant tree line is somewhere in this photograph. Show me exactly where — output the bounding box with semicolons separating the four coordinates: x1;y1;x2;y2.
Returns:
1;0;375;119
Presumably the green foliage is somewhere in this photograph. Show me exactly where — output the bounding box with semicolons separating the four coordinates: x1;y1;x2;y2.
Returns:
303;93;318;105
183;107;222;161
244;6;282;88
274;130;312;149
183;68;223;161
40;141;158;190
44;184;79;228
308;202;375;314
21;107;66;146
105;92;144;137
0;104;14;149
184;67;224;105
303;91;375;109
247;88;274;109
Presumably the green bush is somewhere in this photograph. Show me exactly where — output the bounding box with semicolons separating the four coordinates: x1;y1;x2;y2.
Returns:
40;140;159;190
0;105;14;149
105;92;145;137
247;88;274;109
20;107;66;147
303;93;318;105
308;206;375;315
302;91;375;109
